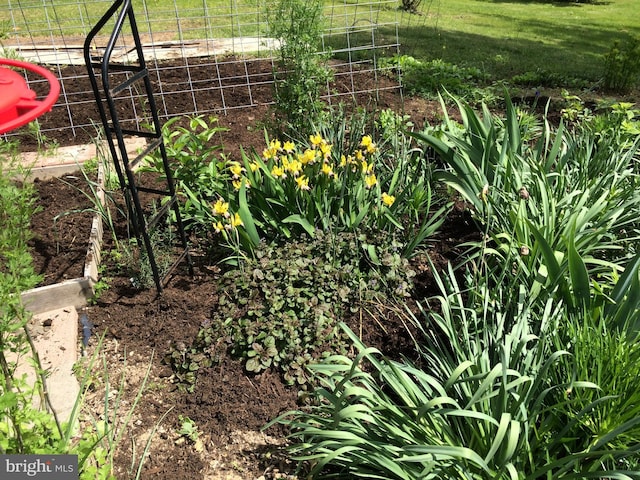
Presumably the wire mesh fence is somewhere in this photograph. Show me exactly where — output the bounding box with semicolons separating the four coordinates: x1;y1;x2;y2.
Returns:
1;0;401;143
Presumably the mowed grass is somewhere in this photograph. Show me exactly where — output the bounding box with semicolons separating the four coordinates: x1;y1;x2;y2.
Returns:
1;0;263;40
391;0;640;84
2;0;638;88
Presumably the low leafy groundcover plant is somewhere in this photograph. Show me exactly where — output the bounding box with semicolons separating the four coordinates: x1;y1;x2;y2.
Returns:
167;228;416;389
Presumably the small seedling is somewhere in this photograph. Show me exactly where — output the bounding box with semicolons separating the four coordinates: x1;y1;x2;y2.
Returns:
177;415;199;442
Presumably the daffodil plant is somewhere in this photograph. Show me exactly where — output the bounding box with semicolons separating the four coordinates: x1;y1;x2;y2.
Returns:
198;128;448;259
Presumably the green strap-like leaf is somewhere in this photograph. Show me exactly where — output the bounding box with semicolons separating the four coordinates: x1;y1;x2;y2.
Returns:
567;235;591;309
238;181;260;247
282;214;315;237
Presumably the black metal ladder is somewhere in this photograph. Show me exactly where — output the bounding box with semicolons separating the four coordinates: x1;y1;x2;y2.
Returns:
83;0;192;293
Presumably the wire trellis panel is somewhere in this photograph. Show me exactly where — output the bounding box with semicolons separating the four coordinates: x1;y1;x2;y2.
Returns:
1;0;400;143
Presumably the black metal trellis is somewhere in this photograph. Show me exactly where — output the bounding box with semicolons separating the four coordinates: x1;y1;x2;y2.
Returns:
83;0;192;293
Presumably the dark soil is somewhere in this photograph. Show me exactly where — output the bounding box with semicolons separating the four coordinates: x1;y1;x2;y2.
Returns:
30;174;95;285
25;58;477;479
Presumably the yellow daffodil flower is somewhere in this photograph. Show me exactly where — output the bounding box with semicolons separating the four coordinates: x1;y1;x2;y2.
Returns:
227;212;243;229
213;221;224;233
321;163;334;177
263;139;281;159
233;178;250;190
271;165;286;178
300;148;317;165
285;158;302;176
296;175;311;191
310;133;323;147
320;142;332;159
232;212;243;227
212;198;230;217
249;161;259;172
381;192;395;207
229;162;244;179
269;139;282;152
262;147;275;160
360;135;377;154
365;173;377;189
283;140;295;153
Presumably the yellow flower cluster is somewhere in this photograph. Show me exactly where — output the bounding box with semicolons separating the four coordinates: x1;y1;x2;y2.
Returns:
211;197;243;233
227;161;252;191
262;135;329;190
258;133;394;206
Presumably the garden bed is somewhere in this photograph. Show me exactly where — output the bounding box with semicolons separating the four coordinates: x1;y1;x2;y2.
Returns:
22;60;476;478
27;154;476;480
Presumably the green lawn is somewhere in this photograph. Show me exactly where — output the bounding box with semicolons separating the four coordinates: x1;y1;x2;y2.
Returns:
392;0;640;85
2;0;638;89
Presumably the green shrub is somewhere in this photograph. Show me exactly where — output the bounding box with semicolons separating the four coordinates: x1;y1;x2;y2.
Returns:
603;36;640;93
266;0;332;136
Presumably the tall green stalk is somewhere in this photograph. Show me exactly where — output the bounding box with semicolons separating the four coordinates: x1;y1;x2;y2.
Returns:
266;0;331;136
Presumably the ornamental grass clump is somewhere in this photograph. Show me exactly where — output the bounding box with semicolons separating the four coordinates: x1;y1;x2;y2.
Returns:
270;260;640;478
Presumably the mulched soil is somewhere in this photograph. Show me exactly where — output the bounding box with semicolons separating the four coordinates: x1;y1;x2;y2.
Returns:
24;57;477;479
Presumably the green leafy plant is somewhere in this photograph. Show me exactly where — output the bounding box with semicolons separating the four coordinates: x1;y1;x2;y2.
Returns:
19;119;59;154
177;415;199;442
511;70;588;89
603;36;640;93
266;93;640;478
176;109;447;261
167;229;416;388
0;156;45;454
381;55;493;103
270;260;640;478
0;154;163;478
266;0;332;135
141;115;229;235
412;94;640;308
